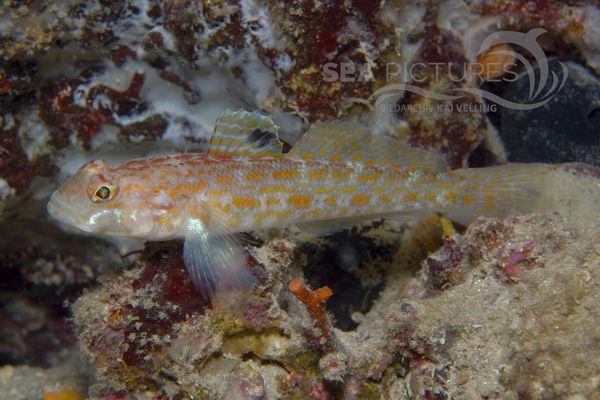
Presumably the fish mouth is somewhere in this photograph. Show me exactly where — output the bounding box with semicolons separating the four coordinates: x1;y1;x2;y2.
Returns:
47;191;88;231
47;191;67;220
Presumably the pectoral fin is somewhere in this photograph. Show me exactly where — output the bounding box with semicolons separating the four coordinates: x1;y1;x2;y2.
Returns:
184;219;256;302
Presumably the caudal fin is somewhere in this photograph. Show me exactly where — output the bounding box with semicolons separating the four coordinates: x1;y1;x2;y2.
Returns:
442;163;554;225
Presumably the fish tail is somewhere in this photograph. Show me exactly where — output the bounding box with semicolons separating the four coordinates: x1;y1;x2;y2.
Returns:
442;163;553;225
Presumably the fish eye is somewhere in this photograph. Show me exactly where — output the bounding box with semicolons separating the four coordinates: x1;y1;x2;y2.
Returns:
95;186;111;200
91;184;116;202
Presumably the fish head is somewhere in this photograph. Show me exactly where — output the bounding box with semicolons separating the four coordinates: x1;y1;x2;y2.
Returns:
47;159;158;238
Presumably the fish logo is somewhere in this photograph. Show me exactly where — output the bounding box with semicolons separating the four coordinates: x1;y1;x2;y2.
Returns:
370;28;568;111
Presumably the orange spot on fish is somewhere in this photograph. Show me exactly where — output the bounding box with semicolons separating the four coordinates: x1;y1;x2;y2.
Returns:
314;186;334;194
123;182;145;193
484;195;495;210
357;173;377;183
173;181;206;193
260;184;293;194
444;193;458;202
307;168;328;180
463;195;472;206
324;196;337;206
288;194;312;209
207;188;229;197
273;170;300;180
310;209;323;218
246;171;267;181
332;169;350;180
378;194;391;203
350;193;371;206
233;196;259;208
404;193;418;202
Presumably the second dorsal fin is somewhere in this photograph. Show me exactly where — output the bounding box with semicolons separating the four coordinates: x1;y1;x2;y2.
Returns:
208;109;284;158
287;121;447;172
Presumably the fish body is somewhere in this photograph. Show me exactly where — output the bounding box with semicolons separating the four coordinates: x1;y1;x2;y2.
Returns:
47;109;550;300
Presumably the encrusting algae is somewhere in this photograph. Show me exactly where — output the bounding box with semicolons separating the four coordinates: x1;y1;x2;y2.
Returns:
47;109;556;304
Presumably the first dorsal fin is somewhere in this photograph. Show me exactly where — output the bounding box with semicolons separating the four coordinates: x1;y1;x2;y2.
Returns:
287;121;447;172
208;109;284;158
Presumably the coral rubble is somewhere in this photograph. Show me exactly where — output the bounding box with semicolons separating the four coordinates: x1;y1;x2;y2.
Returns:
69;207;600;399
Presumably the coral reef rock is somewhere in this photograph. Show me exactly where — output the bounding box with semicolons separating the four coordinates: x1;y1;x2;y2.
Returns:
71;210;600;399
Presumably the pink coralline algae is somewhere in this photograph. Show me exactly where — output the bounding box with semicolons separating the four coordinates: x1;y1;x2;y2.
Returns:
500;240;538;280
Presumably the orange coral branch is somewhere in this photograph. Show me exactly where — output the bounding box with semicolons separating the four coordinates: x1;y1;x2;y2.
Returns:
288;279;333;338
43;390;85;400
